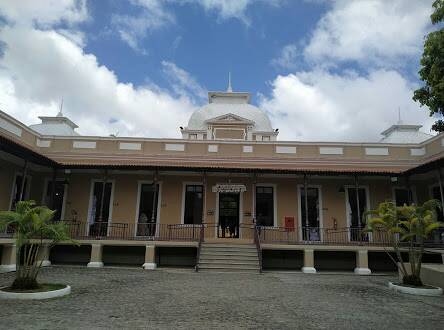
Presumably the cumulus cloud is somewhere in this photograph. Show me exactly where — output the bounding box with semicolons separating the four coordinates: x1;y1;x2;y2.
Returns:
265;0;436;141
0;1;198;138
271;43;299;70
0;0;88;27
112;0;284;50
304;0;432;66
161;61;207;102
111;0;175;53
260;70;434;142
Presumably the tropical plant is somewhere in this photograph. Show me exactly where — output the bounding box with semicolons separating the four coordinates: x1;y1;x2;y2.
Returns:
0;200;73;290
365;200;443;286
413;0;444;132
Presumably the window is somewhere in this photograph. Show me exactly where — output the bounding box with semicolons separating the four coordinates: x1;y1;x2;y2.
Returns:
300;187;320;241
394;188;413;206
90;182;113;223
346;187;369;241
89;181;113;236
256;186;274;226
137;183;159;236
262;136;270;141
44;181;66;221
431;186;443;222
184;185;203;224
189;134;197;140
10;175;29;210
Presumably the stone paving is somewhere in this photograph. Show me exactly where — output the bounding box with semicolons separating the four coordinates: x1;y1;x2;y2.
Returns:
0;266;443;329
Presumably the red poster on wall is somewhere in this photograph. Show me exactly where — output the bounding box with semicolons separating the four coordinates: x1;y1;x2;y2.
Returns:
285;216;295;232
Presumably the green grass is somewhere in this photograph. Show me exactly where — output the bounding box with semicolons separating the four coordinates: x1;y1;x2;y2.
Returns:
2;283;66;293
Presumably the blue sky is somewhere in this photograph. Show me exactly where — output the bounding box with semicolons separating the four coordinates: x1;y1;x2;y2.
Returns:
0;0;438;141
83;1;324;101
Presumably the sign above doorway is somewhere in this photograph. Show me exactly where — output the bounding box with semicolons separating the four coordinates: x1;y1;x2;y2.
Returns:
212;184;247;193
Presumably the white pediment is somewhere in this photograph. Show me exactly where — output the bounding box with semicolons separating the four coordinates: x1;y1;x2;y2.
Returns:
205;113;255;125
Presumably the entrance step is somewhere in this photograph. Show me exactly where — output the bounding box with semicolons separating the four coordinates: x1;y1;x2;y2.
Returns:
197;242;260;273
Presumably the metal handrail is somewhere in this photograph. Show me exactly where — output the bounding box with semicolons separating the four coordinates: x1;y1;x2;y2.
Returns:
253;225;263;273
195;223;205;272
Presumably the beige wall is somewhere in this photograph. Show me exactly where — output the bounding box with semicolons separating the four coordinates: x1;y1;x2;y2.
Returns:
0;165;440;235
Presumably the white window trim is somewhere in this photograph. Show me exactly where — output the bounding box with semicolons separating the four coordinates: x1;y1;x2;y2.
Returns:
254;183;277;227
215;184;244;238
344;185;371;241
297;184;324;241
41;178;68;220
134;180;162;237
87;179;115;236
9;171;32;210
180;182;204;225
391;186;417;205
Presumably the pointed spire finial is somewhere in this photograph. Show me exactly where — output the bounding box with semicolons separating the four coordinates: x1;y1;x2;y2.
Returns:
57;98;64;117
397;106;403;125
227;72;233;92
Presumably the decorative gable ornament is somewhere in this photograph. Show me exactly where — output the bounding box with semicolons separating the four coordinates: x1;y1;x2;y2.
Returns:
212;184;247;193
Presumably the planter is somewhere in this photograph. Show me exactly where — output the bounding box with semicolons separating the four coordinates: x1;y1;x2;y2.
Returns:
0;284;71;300
388;282;443;296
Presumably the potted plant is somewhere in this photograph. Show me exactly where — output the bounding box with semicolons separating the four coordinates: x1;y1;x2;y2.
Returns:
0;200;75;299
366;200;443;296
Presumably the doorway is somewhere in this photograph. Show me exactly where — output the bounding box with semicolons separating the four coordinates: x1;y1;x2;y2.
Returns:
218;193;240;238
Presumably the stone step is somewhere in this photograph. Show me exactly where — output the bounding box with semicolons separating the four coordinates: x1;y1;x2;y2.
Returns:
198;264;259;272
199;255;259;262
199;262;259;269
200;252;258;258
199;260;259;266
200;247;257;253
202;244;256;249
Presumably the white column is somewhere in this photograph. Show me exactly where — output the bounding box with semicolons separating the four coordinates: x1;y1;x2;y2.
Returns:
302;249;316;273
354;250;371;275
0;244;17;272
37;244;51;267
87;244;104;268
143;245;157;270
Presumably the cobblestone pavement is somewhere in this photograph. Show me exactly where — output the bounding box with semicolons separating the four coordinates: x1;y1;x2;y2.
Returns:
0;266;443;330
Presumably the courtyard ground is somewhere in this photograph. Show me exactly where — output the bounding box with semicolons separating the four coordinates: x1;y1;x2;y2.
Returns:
0;266;443;329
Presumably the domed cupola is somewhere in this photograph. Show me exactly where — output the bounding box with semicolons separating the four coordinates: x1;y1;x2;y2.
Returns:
182;76;277;141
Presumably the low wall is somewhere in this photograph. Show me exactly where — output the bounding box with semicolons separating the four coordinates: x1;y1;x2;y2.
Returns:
262;250;303;270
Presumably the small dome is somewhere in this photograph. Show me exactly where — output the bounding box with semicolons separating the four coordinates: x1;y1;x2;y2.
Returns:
187;92;273;132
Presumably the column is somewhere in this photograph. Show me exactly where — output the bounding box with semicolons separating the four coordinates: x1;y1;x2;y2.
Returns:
87;243;104;268
0;244;17;272
143;245;157;270
354;250;371;275
302;249;316;273
36;244;51;267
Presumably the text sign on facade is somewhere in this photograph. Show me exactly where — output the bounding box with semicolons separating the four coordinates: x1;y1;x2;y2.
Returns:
212;184;247;193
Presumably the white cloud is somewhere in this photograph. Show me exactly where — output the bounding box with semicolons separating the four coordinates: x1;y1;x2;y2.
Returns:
304;0;432;66
271;43;299;70
0;0;88;27
260;69;435;142
161;61;207;102
0;25;196;138
111;0;174;53
112;0;284;51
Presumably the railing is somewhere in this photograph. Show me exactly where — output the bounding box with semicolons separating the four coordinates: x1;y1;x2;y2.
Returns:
253;225;262;273
258;226;395;246
195;224;205;272
58;221;202;242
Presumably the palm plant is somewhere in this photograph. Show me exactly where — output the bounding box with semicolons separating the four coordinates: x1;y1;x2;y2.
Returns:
366;200;443;286
0;200;73;290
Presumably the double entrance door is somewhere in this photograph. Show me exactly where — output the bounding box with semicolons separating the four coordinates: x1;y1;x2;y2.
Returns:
218;193;240;238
